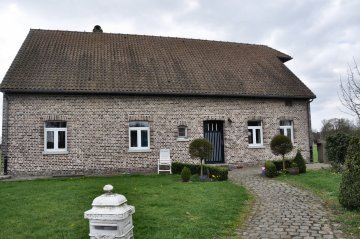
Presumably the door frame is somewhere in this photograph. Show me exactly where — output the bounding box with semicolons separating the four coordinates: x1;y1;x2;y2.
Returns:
203;120;225;164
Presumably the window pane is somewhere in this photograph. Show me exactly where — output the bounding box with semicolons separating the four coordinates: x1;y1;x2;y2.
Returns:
46;122;66;128
130;131;137;147
255;129;261;144
58;131;66;149
129;121;149;127
47;131;54;149
248;121;261;126
248;129;253;144
287;129;292;140
280;128;284;135
280;120;292;126
141;130;148;147
178;127;186;137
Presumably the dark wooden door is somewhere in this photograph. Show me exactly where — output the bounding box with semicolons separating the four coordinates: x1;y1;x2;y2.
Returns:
204;121;224;164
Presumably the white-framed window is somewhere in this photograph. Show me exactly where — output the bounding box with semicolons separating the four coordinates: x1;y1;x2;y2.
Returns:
248;121;263;147
129;121;150;151
178;126;187;138
280;120;294;142
44;121;67;154
177;125;189;141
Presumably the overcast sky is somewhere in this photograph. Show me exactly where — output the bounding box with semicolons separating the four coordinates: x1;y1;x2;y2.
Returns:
0;0;359;131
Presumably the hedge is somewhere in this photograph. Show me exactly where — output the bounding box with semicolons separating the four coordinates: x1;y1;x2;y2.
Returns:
172;162;228;181
272;159;292;171
326;133;351;168
339;137;360;210
339;171;360;210
172;162;200;175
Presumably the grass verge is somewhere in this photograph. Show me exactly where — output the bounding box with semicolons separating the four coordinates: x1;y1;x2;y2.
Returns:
0;174;250;239
277;170;360;238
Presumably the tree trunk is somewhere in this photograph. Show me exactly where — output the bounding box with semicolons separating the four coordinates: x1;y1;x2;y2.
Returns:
282;155;286;171
200;159;203;176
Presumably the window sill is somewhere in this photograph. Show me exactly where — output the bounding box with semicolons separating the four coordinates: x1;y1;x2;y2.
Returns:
128;149;151;153
248;145;265;149
43;150;68;155
177;138;189;142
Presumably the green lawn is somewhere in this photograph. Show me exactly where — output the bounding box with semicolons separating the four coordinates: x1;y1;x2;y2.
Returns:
312;144;318;163
278;170;360;238
0;174;250;239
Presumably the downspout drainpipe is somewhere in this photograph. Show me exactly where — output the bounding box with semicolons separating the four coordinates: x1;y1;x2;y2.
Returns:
2;93;9;175
307;98;314;163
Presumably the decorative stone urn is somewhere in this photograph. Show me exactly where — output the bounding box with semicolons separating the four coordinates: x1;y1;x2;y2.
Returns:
84;185;135;239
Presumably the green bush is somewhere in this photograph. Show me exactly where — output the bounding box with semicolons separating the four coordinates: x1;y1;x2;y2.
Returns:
290;161;298;168
265;161;277;178
181;167;191;182
293;150;306;173
344;137;360;172
272;159;292;171
172;162;200;175
172;162;228;181
339;137;360;210
339;172;360;210
326;133;351;170
207;165;228;181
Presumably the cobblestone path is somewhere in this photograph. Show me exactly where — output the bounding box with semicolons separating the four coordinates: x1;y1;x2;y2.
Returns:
229;166;344;239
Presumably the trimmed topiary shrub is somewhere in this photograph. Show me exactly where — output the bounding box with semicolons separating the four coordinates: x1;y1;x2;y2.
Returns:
189;138;213;177
265;160;277;178
181;167;191;182
293;150;306;174
270;135;293;170
326;133;351;171
339;137;360;210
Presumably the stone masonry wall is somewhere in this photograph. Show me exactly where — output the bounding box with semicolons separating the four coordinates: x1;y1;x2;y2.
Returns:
4;94;311;176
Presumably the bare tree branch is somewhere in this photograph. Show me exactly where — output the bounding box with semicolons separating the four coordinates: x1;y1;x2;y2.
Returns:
339;60;360;122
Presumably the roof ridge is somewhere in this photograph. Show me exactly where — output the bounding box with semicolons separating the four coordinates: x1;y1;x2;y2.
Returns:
29;28;270;48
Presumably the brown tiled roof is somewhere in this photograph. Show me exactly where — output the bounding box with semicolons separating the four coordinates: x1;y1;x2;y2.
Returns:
0;29;315;99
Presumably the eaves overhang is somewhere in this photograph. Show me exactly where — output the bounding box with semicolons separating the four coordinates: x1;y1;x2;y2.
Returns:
0;88;317;100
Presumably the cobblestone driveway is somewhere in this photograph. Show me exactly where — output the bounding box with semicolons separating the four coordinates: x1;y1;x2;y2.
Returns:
229;166;344;239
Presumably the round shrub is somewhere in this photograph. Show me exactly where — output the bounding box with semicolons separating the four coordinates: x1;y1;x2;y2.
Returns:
189;138;213;177
293;150;306;173
265;161;277;178
181;167;191;182
339;137;360;210
270;135;293;170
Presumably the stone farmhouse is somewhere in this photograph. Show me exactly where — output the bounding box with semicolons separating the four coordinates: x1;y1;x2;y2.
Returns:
0;26;315;176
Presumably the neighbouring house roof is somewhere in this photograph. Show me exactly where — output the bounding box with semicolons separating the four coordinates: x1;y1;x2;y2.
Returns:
0;29;315;99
